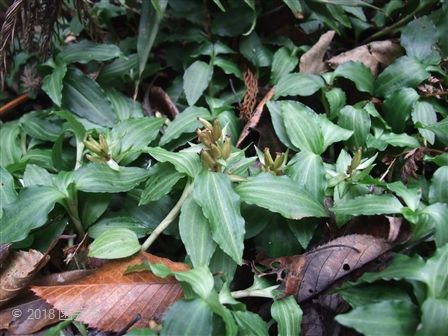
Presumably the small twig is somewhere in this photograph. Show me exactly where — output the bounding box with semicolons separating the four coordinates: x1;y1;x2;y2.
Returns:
0;92;28;116
379;157;397;182
141;180;193;251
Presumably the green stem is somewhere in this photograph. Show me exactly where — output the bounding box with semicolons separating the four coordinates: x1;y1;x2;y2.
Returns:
231;286;279;299
141;180;193;251
75;141;84;170
66;193;85;237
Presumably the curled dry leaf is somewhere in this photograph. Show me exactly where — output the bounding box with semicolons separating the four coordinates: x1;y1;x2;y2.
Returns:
32;252;189;332
240;68;259;122
144;85;179;119
327;40;403;75
0;249;49;308
299;30;335;74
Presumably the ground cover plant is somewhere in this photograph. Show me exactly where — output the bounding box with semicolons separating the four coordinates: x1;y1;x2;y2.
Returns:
0;0;447;335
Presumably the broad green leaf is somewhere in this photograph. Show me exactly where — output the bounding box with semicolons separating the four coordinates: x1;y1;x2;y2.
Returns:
367;130;420;150
382;88;419;133
401;16;439;62
0;186;65;243
183;61;213;106
374;56;429;97
42;60;67;106
283;0;303;17
334;61;374;93
213;57;243;79
324;87;346;116
88;216;148;238
104;88;144;120
140;163;184;205
429;166;448;203
161;299;213;336
287;151;325;200
417;298;448;335
21;149;54;171
319;115;353;150
54;110;86;141
412;101;437;144
233;311;269;336
109;117;164;164
266;101;298;150
88;228;140;259
338;105;371;148
147;147;202;177
193;171;245;264
287;218;318;249
281;101;324;154
20;110;64;142
62;69;116;127
421;243;448;298
0;121;22;167
419;203;448;247
332;194;403;216
160;107;211;145
271;47;299;84
211;2;253;37
79;192;111;228
137;0;168;77
271;297;302;336
274;73;324;98
335;300;419;336
174;266;214;298
0;167;17;206
236;173;327;219
338;284;412;308
97;54;138;84
179;197;216;267
387;181;421;211
75;164;149;193
59;40;121;63
125;328;156;336
426;153;448;167
23;164;53;187
240;32;272;67
421;117;448;145
209;247;237;285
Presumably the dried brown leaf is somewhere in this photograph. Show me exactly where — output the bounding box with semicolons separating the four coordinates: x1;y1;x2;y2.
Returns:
299;31;335;74
32;252;189;332
0;244;11;266
327;40;403;75
0;250;49;308
145;86;179;119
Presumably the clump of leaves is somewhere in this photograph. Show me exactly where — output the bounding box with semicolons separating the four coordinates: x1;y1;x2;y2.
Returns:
1;0;448;335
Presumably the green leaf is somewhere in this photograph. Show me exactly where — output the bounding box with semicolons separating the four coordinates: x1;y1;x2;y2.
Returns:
97;54;138;84
233;311;269;336
382;88;419;133
324;87;346;116
42;61;67;106
62;69;116;127
161;299;213;336
147;147;202;177
137;0;168;77
418;298;448;336
0;167;17;206
54;110;86;141
271;47;299;84
335;300;419;336
193;171;245;264
429;166;448;203
338;284;412;308
338;105;371;148
287;151;325;200
23;164;53;187
401;16;439;62
332;194;403;216
280;101;324;154
374;56;429;97
59;40;121;63
367;130;420;150
387;181;421;211
267;101;298;150
183;61;213;106
88;228;141;259
334;61;374;93
0;186;65;243
240;32;272;67
421;243;448;298
174;266;214;299
319;115;353;150
88;216;148;239
271;297;303;336
419;203;448;247
75;164;149;193
212;0;226;11
274;73;324;98
20;110;63;142
140;163;184;205
104;88;144;120
79;192;111;228
179;197;216;267
421;117;448;145
412;101;437;145
213;57;243;79
0;121;22;167
236;173;327;219
160;107;211;145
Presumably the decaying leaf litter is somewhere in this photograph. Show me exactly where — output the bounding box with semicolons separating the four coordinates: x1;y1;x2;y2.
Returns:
1;0;448;335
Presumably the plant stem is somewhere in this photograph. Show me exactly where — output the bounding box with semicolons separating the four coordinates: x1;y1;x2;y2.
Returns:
231;286;279;299
75;141;84;170
141;180;193;251
66;193;85;237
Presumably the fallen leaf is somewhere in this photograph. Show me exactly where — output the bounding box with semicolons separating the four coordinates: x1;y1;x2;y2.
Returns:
327;40;403;75
0;244;11;266
299;31;335;74
32;252;189;332
144;85;179;119
386;216;402;242
0;250;49;308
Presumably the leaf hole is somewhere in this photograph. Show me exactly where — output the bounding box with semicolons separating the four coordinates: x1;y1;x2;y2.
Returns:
308;289;314;293
343;263;350;271
271;261;281;269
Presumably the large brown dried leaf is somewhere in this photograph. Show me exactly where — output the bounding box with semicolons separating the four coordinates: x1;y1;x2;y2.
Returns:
0;250;49;308
299;31;335;74
327;40;403;75
32;252;189;332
